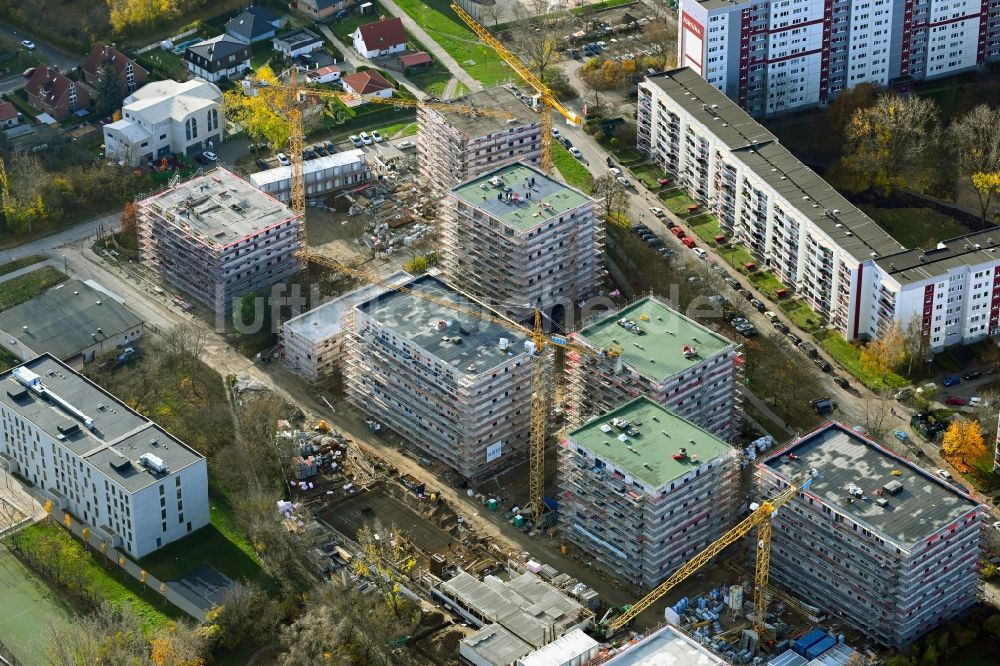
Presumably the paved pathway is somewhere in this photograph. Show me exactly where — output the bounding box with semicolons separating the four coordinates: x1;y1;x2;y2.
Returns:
378;0;483;93
0;211;118;265
0;258;55;283
442;76;459;99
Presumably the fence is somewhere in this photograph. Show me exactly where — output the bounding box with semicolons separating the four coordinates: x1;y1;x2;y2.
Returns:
136;27;200;55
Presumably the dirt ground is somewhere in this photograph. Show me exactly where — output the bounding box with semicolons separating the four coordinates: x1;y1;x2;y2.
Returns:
306;207;370;264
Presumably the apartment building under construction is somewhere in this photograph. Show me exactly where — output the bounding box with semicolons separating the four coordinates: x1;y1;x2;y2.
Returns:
345;274;534;482
559;397;739;588
137;167;303;316
758;423;985;648
566;296;740;440
443;162;602;318
417;86;541;194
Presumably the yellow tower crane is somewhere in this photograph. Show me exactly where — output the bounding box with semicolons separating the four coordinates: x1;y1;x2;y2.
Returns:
604;472;815;638
450;2;582;174
253;72;614;516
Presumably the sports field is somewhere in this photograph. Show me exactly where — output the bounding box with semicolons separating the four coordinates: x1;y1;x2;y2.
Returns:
0;546;76;665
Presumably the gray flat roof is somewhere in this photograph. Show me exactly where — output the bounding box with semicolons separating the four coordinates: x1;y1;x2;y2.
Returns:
451;162;592;233
762;423;982;547
603;624;727;665
435;86;539;138
283;270;410;342
875;227;1000;285
0;355;204;493
0;279;142;360
462;625;533;666
142;167;298;245
645;69;906;261
355;274;529;376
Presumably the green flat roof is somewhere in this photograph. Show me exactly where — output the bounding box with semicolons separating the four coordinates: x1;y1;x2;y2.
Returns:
568;397;732;489
576;296;734;381
451;162;591;232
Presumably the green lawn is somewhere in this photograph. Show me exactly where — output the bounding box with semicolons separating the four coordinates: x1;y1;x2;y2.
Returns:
0;266;67;312
816;330;908;389
334;3;388;43
406;67;452;95
137;50;188;81
552;143;594;192
392;0;511;86
779;298;823;334
630;163;665;190
859;204;973;250
11;522;179;633
377;119;418;138
250;41;274;69
748;271;789;300
660;188;698;215
0;255;46;277
572;0;633;14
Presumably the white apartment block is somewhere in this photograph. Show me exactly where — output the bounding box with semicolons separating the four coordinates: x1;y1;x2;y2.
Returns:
679;0;1000;116
248;149;370;203
417;86;542;194
565;296;741;441
104;78;223;166
0;356;209;558
345;274;535;483
443;163;603;319
559;397;739;588
758;423;984;647
280;271;411;379
639;68;1000;348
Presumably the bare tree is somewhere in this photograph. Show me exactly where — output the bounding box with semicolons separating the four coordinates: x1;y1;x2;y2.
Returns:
592;174;629;219
950;104;1000;224
46;603;151;666
902;314;930;377
202;582;283;651
509;0;565;85
479;0;504;27
350;520;417;618
861;389;895;444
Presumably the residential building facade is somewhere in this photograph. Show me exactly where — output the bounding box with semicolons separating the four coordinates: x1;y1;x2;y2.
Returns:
104;78;223;165
352;17;407;58
0;102;18;129
82;44;148;94
24;66;89;120
758;423;984;647
248;149;370;203
345;274;534;482
443;162;603;319
417;86;542;195
290;0;349;21
559;397;740;588
565;295;741;440
0;355;209;558
678;0;1000;116
137;168;304;316
184;35;251;83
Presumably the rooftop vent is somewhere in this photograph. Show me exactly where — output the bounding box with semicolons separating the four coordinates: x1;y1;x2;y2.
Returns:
883;480;903;495
874;497;889;508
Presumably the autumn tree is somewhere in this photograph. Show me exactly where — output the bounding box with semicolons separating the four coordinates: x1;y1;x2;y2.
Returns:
950;105;1000;224
508;7;564;86
592;174;629;219
350;520;417;617
223;66;289;151
844;94;942;193
902;315;930;377
827;82;878;133
201;583;282;651
120;202;138;236
940;420;987;474
46;603;151;665
860;321;906;383
150;621;207;666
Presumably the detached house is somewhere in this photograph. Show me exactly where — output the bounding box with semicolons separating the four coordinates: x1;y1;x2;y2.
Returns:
0;102;18;129
25;67;89;121
225;6;283;44
184;34;251;83
291;0;349;21
352;17;407;59
340;70;394;98
82;44;148;94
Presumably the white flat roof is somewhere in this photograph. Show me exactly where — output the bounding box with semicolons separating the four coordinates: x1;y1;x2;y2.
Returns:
602;625;727;666
519;628;598;666
248;149;366;188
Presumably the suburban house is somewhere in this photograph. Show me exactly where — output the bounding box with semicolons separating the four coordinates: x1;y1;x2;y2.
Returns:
398;51;432;73
225;5;283;43
103;78;223;165
184;34;251;83
306;65;341;84
81;44;149;94
272;28;325;58
24;66;90;121
352;17;407;58
0;102;18;129
340;70;394;98
290;0;349;21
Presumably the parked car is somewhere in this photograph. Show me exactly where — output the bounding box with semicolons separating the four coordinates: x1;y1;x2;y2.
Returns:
570;49;581;59
359;131;373;145
314;144;328;156
944;395;968;406
893;430;908;442
737;288;752;300
324;140;337;153
371;130;383;143
833;376;850;389
21;40;35;50
202;151;218;162
649;207;666;218
617;176;631;187
724;277;740;290
606;156;615;167
349;135;363;147
786;332;802;345
570;147;584;159
773;322;789;334
799;341;818;357
749;298;765;312
936;469;952;480
255;158;269;170
303;147;317;160
942;375;961;387
277;152;290;166
552;128;561;138
969;396;986;407
645;236;665;248
692;247;708;259
22;67;35;78
895;387;913;401
609;167;622;176
814;358;832;372
963;369;982;380
811;397;835;414
560;136;573;148
763;311;778;321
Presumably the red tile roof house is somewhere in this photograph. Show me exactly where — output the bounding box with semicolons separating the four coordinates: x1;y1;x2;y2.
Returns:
25;67;90;121
0;102;18;129
352;17;407;59
340;70;395;98
82;44;149;94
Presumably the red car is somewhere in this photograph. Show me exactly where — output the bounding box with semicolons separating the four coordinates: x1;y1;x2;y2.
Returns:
671;227;686;238
944;395;968;406
682;237;696;248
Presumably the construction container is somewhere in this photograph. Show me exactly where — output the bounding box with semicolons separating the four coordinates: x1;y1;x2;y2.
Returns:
514;515;525;527
793;630;827;656
805;636;836;660
487;499;499;511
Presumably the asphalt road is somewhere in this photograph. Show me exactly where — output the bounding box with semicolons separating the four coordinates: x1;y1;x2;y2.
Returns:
0;22;83;95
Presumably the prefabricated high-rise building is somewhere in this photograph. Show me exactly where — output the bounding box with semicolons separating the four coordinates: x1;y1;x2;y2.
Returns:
137;167;304;316
345;274;534;482
559;397;739;588
566;296;740;440
758;422;985;648
417;86;541;194
443;162;603;318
